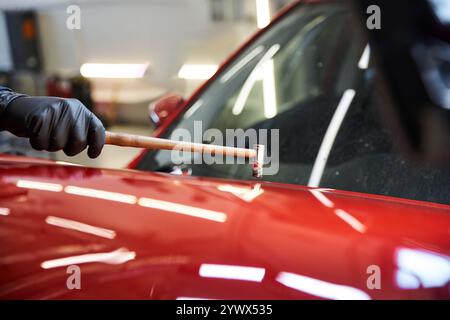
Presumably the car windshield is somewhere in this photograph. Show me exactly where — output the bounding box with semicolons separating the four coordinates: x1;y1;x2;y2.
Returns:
137;2;450;205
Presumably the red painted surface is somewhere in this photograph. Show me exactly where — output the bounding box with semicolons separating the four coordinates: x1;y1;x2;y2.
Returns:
1;1;449;300
0;156;449;299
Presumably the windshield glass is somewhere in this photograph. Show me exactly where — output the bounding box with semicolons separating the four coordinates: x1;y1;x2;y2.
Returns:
137;2;450;205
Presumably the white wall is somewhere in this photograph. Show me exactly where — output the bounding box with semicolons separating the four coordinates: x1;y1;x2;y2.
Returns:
32;0;257;124
35;0;260;96
36;0;228;87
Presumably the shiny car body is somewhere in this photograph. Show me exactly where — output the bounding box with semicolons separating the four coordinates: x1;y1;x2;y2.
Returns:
0;155;449;299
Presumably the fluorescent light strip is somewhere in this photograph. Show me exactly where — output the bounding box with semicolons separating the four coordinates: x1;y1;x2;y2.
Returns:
178;64;218;80
46;216;116;239
276;272;371;300
0;208;10;216
199;264;265;282
80;63;148;79
41;247;136;269
308;89;356;187
334;209;367;233
358;44;370;69
138;197;227;223
16;180;63;192
65;186;137;204
256;0;271;29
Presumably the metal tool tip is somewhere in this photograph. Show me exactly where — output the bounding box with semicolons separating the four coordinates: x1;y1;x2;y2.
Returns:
252;144;265;178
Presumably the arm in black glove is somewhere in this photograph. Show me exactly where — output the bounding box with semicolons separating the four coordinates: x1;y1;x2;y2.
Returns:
0;86;105;158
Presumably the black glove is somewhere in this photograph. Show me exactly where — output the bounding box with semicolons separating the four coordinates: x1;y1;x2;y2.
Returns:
0;96;105;158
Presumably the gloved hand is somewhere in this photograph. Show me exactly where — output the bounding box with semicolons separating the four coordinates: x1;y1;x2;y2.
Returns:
0;96;105;158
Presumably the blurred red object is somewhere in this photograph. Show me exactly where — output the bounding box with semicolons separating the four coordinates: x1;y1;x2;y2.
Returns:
46;75;72;98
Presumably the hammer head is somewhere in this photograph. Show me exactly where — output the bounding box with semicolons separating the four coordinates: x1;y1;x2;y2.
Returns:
252;144;265;178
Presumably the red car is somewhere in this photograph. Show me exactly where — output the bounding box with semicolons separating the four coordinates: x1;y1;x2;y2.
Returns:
0;0;449;299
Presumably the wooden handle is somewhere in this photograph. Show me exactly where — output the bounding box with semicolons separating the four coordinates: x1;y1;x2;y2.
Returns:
105;131;256;158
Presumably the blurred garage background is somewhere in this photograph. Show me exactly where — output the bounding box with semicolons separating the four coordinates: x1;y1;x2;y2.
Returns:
0;0;292;168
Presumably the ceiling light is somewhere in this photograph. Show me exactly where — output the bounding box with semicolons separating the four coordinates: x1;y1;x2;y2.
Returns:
256;0;271;29
276;272;371;300
80;63;149;79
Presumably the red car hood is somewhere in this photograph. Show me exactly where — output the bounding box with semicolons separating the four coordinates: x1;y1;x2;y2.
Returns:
0;155;449;299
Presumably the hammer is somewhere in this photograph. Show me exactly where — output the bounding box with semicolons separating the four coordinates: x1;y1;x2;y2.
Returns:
105;131;265;178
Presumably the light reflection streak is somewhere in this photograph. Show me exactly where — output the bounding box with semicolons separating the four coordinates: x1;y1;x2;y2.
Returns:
308;89;356;187
80;63;149;79
65;185;137;204
176;297;215;300
45;216;116;239
199;264;265;282
310;189;367;233
256;0;271;29
41;247;135;269
396;248;450;289
276;272;371;300
232;44;280;116
429;0;450;24
217;184;264;202
138;197;227;223
310;189;334;208
221;46;265;83
262;58;277;118
54;161;81;166
15;180;228;223
14;178;228;223
0;208;10;216
16;180;63;192
183;99;203;119
358;44;370;69
334;209;367;233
